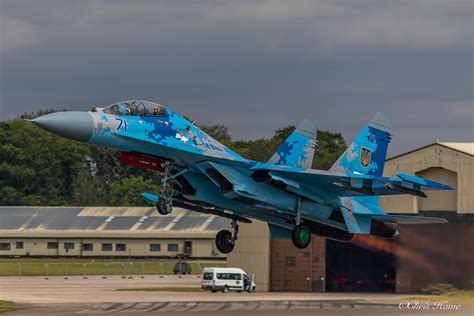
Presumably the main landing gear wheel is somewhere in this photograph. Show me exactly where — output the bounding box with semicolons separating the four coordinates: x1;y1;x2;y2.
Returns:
291;224;311;249
215;218;239;254
215;230;234;254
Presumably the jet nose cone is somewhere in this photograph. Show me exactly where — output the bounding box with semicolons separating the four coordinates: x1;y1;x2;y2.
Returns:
31;111;93;143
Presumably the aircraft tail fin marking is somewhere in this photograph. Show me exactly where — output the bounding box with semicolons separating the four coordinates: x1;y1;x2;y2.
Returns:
267;119;317;169
329;112;391;177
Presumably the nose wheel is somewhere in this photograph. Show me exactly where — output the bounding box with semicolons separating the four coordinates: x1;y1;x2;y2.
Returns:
215;219;239;254
157;161;173;215
157;198;172;215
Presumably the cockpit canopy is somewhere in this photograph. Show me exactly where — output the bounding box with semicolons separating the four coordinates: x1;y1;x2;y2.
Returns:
102;100;168;117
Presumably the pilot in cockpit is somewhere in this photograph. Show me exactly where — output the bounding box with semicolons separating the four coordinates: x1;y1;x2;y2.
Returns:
102;100;167;117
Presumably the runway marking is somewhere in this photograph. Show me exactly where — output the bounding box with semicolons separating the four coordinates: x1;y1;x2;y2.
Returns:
147;302;169;312
103;303;122;311
180;302;199;312
216;301;231;311
116;302;138;312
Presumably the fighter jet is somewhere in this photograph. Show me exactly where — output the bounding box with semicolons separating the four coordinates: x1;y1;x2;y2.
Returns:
30;100;453;253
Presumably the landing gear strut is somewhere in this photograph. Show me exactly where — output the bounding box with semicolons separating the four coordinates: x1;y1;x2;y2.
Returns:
157;161;173;215
215;219;239;254
291;195;311;249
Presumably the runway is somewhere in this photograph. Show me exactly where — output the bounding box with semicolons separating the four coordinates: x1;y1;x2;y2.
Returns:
1;276;472;315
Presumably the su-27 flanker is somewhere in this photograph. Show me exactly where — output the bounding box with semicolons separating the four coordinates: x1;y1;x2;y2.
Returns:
30;100;453;253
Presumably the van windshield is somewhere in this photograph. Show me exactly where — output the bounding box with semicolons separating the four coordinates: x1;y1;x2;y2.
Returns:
203;272;213;280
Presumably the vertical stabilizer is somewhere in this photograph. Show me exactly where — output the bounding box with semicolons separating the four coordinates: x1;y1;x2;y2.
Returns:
329;112;391;176
267;119;317;169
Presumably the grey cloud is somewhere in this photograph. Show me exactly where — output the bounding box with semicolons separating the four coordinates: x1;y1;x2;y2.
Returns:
0;16;39;53
0;0;472;156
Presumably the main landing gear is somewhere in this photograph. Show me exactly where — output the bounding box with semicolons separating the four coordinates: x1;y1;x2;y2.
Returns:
157;161;173;215
292;224;311;249
215;219;239;254
291;195;311;249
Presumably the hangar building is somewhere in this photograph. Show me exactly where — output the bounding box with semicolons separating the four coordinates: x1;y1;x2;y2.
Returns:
0;207;226;259
228;142;474;293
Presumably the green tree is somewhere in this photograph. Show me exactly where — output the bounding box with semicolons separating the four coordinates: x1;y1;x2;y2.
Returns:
203;123;347;168
106;175;160;206
0;119;90;205
200;124;232;144
313;130;347;170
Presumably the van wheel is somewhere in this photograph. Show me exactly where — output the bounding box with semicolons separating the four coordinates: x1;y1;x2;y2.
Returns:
222;286;229;293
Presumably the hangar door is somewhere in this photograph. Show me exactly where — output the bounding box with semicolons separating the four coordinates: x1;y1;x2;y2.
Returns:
270;237;326;292
416;167;457;212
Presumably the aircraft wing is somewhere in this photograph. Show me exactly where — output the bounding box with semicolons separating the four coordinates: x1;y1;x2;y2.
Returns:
251;163;454;200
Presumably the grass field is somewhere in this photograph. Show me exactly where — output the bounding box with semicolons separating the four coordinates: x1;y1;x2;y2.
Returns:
0;258;226;276
0;301;16;313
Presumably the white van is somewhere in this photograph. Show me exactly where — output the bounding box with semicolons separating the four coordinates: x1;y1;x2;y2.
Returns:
202;267;256;293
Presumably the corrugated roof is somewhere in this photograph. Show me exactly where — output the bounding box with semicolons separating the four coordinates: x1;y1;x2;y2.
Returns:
0;207;227;238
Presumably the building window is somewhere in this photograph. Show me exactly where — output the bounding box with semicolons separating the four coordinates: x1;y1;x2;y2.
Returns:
16;242;24;249
116;243;126;252
0;243;11;251
150;244;161;252
102;243;112;251
82;243;93;251
168;244;178;252
64;242;75;250
47;242;58;249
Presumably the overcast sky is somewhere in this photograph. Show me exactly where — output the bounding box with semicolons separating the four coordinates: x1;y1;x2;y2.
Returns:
1;0;473;156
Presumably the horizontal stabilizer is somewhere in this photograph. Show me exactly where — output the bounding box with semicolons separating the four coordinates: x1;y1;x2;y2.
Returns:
358;214;448;225
396;172;454;190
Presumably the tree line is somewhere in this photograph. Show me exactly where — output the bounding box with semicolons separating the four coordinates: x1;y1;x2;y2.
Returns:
0;111;346;206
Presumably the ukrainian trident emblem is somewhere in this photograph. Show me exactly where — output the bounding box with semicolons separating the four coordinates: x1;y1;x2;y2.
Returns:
360;147;371;168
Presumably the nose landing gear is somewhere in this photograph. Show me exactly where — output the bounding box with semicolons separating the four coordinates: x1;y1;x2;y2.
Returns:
156;161;173;215
215;219;239;254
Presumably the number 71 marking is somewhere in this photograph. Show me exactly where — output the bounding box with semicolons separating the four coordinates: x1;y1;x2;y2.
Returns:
115;117;127;132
